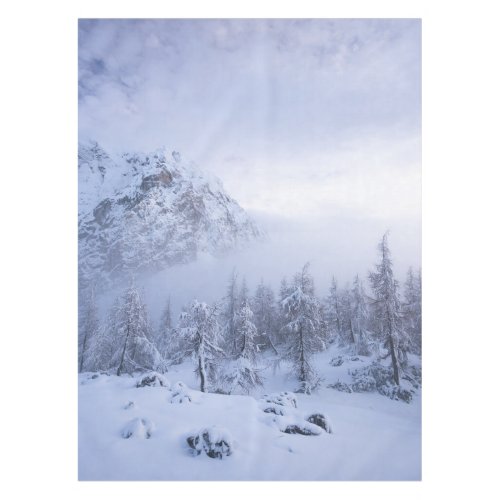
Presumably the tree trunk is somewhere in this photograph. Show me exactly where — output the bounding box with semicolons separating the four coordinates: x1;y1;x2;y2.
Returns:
387;329;400;385
299;325;305;382
198;355;206;393
267;334;279;355
349;319;356;345
386;307;400;385
79;332;88;373
117;324;131;376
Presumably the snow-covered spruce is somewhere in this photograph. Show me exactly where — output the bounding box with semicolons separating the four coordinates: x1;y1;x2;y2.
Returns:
178;300;224;393
186;426;234;459
222;299;264;394
78;286;100;373
121;418;154;439
155;296;173;359
368;233;410;386
280;264;326;393
87;284;166;375
252;280;279;353
403;267;422;355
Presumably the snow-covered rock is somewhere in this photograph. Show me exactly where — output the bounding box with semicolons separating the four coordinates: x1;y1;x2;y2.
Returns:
136;372;170;389
78;142;263;291
121;417;154;439
305;413;333;433
169;381;193;404
186;425;234;459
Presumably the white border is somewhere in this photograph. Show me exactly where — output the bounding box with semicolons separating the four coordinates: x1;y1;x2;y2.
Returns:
2;1;499;498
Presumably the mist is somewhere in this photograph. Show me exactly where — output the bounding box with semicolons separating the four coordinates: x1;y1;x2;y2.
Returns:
111;213;420;326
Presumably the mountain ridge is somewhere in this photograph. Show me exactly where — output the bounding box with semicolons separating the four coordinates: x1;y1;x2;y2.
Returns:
78;142;264;291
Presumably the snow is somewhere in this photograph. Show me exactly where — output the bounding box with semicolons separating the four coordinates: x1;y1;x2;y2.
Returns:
79;344;421;480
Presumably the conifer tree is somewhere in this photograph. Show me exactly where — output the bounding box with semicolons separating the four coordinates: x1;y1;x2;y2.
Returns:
252;280;278;353
281;263;325;393
78;286;99;372
111;284;164;376
403;267;422;354
178;300;223;392
369;233;408;385
224;299;263;393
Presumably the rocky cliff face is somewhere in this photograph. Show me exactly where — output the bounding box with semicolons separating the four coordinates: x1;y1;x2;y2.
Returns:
78;142;263;290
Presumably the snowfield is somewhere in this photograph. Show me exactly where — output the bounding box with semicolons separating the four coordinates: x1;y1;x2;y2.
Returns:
79;346;421;481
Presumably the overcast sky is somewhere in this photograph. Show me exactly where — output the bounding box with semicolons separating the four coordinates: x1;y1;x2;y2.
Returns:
79;19;421;303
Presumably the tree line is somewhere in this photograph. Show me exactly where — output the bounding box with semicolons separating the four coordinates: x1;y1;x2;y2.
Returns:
78;233;421;394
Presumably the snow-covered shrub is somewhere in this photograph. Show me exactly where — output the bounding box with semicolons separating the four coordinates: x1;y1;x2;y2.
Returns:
351;373;377;393
169;381;192;404
330;356;344;367
121;418;154;439
186;426;233;459
261;392;298;408
306;413;333;434
136;372;170;388
327;381;352;393
378;383;414;403
402;365;422;388
350;362;417;403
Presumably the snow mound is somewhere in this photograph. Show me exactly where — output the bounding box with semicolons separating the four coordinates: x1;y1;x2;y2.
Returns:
280;420;323;436
136;372;170;389
261;391;297;408
306;413;333;434
261;404;288;416
121;418;154;439
186;426;234;459
169;381;193;404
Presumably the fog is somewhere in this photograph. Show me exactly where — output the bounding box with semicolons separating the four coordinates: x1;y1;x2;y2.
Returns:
105;213;420;325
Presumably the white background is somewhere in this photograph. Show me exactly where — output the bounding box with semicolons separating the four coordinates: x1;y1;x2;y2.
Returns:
1;0;499;498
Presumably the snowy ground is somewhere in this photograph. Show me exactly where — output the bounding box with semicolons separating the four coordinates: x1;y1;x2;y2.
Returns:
79;345;421;480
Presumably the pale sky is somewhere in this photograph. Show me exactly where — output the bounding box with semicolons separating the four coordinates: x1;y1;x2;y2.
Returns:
79;19;421;296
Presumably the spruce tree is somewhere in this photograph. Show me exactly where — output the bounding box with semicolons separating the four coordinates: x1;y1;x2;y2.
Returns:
403;267;422;354
224;299;263;393
78;286;99;372
111;284;164;376
178;300;223;392
368;233;407;385
281;263;325;393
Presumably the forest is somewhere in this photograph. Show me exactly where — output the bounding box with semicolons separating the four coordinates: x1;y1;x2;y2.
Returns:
78;233;422;401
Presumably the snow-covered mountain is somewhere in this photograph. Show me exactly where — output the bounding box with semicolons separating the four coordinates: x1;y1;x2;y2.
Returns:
78;141;263;290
